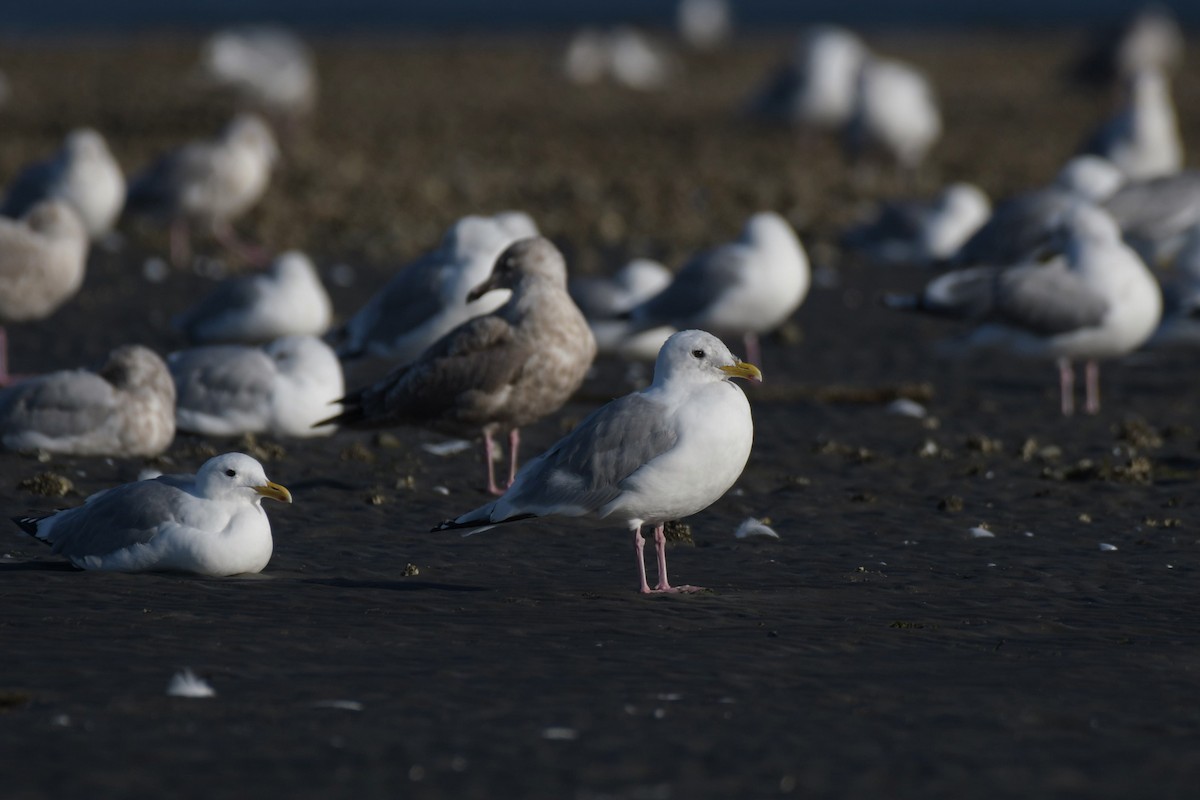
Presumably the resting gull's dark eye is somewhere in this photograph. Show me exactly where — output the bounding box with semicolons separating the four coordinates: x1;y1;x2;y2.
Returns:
225;469;237;477
691;349;705;359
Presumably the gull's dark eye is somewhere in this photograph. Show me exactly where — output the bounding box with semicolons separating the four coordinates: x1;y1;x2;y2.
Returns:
225;469;237;477
691;349;705;359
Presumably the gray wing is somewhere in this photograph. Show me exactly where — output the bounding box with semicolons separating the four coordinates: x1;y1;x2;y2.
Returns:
35;477;193;557
172;275;264;340
338;314;519;427
956;189;1070;265
1104;173;1200;241
569;275;629;319
169;346;275;419
335;250;448;356
0;371;115;442
635;244;746;325
1;159;59;218
993;261;1110;335
497;393;681;517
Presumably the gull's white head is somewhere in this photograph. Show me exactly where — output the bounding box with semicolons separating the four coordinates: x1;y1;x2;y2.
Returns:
491;211;539;241
1059;204;1123;258
448;215;507;259
64;128;110;161
224;113;280;165
269;250;318;283
1055;156;1125;202
99;345;176;402
653;329;763;388
195;452;292;504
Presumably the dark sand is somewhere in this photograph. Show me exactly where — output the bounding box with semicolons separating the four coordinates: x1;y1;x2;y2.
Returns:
3;32;1200;799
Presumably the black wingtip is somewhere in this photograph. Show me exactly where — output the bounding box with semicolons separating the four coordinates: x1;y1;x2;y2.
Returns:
11;515;46;537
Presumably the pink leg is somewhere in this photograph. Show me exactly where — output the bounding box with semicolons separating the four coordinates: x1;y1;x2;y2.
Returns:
635;526;652;594
483;430;504;496
742;332;761;368
1084;360;1101;415
652;524;703;594
212;218;269;266
170;218;191;268
507;428;520;487
1057;357;1074;417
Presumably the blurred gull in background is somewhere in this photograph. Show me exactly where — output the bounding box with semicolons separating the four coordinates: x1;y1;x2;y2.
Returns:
954;156;1125;265
627;211;809;365
570;258;676;360
0;344;175;456
170;334;343;438
332;212;538;364
1102;169;1200;266
1068;4;1184;89
841;182;991;266
748;25;868;132
0;200;88;385
1;128;126;241
676;0;731;50
845;54;942;172
173;250;332;344
887;205;1161;415
1080;68;1182;180
563;27;677;91
198;26;317;123
125;112;279;267
1147;226;1200;347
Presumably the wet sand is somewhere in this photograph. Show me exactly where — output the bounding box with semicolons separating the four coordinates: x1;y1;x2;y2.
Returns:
3;32;1200;799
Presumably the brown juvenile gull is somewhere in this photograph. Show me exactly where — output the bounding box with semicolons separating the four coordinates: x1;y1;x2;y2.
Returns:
1;128;126;240
325;236;597;495
434;330;761;595
13;452;291;575
0;200;88;385
0;344;176;456
125;113;278;266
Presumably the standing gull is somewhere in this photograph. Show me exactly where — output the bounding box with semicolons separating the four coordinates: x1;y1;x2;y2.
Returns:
628;211;809;366
170;334;344;438
887;205;1161;415
0;200;88;385
13;452;291;575
1081;68;1182;181
748;25;868;132
173;250;332;344
845;55;941;171
435;330;761;595
125;113;279;267
332;212;538;363
326;237;597;495
0;345;175;456
198;26;316;122
1;128;126;240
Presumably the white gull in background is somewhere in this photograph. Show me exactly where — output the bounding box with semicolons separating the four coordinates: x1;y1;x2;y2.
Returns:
563;28;676;91
954;156;1124;265
435;330;760;595
1069;4;1184;88
198;26;316;121
676;0;731;50
332;212;538;363
627;211;809;365
13;452;291;575
1147;226;1200;348
170;334;343;438
1080;68;1182;181
173;250;332;344
748;25;868;131
0;345;175;456
0;200;88;384
845;55;941;170
887;205;1161;415
327;237;596;495
841;182;991;266
1;128;126;240
125;113;279;266
1102;170;1200;266
570;258;676;360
